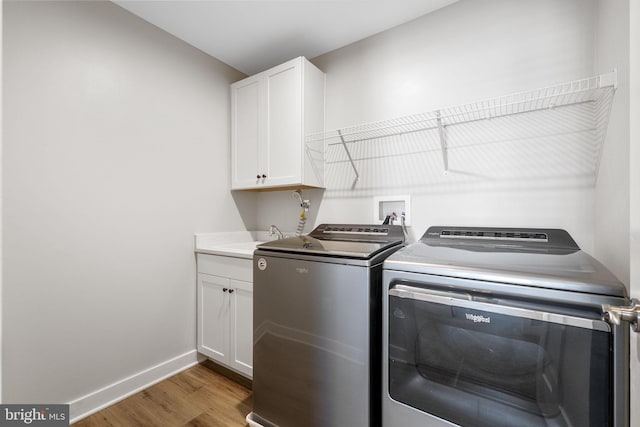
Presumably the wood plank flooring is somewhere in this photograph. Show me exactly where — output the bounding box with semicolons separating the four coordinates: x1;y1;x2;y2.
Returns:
74;361;252;427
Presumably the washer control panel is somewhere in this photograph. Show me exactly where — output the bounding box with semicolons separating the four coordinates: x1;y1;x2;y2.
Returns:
310;224;404;243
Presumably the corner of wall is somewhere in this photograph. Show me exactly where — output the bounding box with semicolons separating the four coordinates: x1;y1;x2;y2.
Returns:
0;0;4;404
593;0;631;287
627;3;640;426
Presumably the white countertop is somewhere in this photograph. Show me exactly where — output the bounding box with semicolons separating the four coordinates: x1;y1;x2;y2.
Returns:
194;230;276;259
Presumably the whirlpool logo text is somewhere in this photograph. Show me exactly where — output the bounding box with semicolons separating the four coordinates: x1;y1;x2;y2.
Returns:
465;313;491;324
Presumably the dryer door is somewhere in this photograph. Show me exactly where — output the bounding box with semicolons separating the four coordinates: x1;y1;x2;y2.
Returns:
388;284;612;427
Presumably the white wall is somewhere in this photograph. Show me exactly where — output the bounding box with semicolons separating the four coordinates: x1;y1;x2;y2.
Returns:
2;0;249;417
629;2;639;425
594;0;630;287
0;0;4;404
257;0;601;253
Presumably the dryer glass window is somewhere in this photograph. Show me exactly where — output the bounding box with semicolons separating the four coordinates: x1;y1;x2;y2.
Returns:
388;285;612;427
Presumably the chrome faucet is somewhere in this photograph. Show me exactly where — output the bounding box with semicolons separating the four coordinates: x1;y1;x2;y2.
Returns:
269;225;285;240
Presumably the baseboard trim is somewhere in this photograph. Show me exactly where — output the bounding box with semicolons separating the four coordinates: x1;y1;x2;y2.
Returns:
68;350;205;424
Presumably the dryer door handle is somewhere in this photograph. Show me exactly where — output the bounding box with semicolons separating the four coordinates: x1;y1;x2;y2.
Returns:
602;298;639;332
390;285;609;332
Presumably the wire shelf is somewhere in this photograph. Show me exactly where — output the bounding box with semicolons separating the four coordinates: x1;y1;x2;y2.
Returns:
306;70;617;185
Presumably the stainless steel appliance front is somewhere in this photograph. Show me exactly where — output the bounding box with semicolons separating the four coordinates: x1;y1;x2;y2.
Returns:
251;224;404;427
382;226;630;427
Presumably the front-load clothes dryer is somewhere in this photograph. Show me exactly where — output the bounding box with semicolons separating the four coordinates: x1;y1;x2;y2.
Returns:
382;226;630;427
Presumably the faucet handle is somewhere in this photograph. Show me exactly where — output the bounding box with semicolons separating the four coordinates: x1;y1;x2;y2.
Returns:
269;225;284;239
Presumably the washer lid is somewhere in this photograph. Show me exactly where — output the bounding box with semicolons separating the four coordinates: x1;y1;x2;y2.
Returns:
384;226;627;298
257;224;405;259
257;236;401;258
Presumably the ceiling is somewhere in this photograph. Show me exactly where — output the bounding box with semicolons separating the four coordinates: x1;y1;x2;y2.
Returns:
114;0;458;76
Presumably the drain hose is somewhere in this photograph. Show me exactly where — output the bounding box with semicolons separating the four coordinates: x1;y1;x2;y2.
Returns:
296;211;307;236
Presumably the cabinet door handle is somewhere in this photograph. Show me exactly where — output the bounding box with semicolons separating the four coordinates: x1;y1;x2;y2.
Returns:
228;289;235;294
261;174;267;179
222;288;228;292
256;174;261;179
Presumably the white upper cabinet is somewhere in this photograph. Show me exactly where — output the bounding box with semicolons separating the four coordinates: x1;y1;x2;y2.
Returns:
231;77;261;189
231;57;325;190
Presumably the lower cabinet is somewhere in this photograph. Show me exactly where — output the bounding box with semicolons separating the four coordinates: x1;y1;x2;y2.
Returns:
197;254;253;378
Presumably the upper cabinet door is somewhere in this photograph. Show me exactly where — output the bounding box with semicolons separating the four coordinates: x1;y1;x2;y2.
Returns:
230;57;325;191
231;76;262;189
263;60;303;187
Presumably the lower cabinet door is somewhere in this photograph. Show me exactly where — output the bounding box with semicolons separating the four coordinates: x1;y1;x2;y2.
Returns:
198;274;229;363
230;279;253;377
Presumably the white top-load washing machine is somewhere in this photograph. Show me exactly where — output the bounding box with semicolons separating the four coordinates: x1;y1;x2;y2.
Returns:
382;226;630;427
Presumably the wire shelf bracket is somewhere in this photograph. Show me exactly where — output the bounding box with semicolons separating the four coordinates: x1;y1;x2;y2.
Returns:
337;129;359;184
436;110;448;173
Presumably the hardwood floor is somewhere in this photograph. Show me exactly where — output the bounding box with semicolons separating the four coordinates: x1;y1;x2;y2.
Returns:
74;361;252;427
